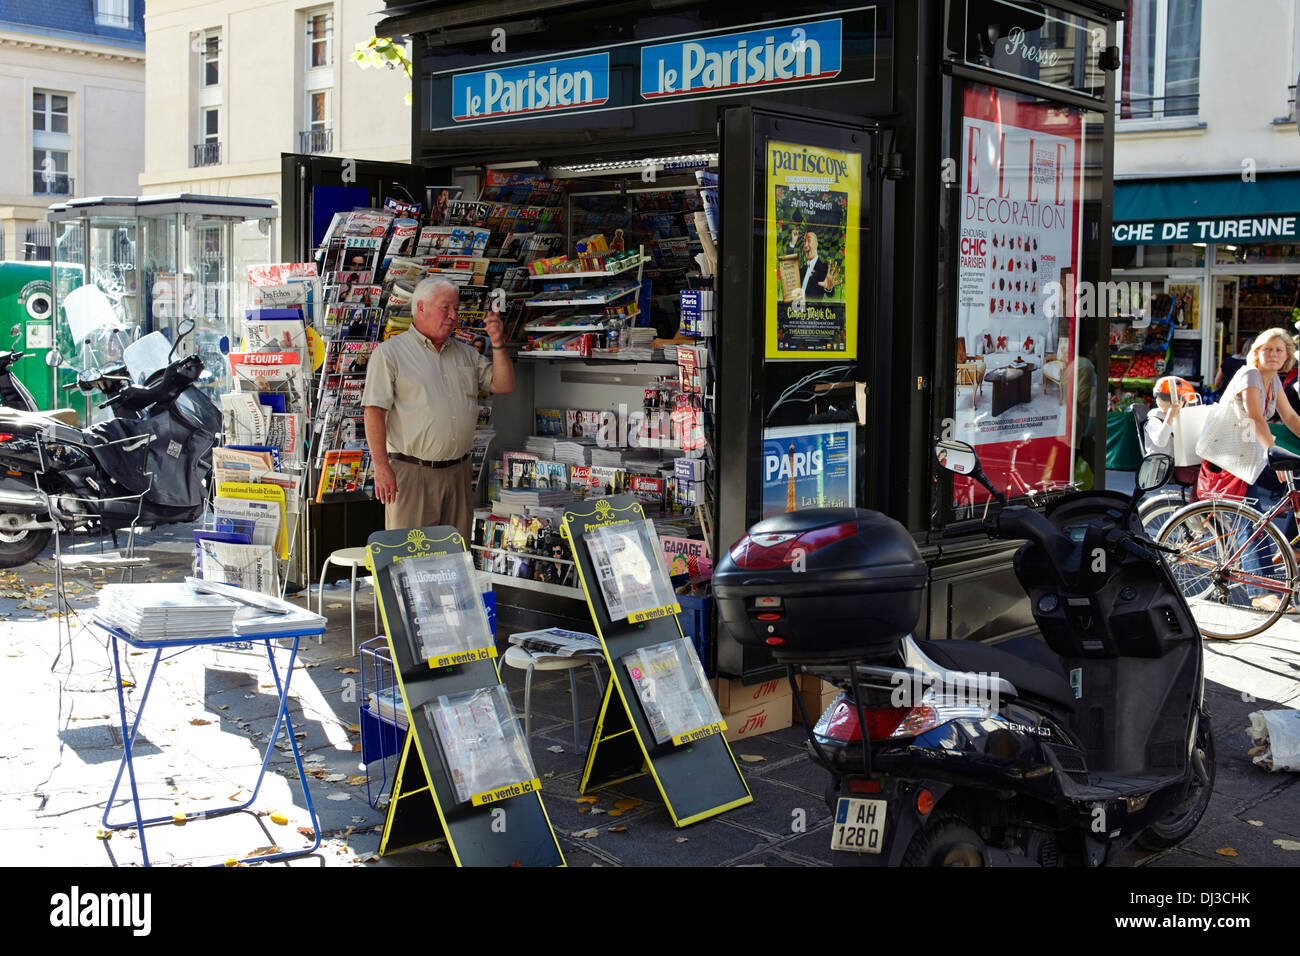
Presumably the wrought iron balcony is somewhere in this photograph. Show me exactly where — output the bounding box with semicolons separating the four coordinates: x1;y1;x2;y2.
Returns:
193;142;222;167
298;128;333;154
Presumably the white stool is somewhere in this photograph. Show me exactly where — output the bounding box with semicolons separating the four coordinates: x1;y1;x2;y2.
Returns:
316;547;377;656
502;646;604;755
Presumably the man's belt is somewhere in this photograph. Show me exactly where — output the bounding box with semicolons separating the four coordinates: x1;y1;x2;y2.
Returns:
390;452;469;470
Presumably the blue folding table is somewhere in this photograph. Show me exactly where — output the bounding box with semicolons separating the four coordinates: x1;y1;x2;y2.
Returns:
98;609;326;867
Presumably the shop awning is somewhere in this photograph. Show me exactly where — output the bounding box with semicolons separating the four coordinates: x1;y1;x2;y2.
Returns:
1113;172;1300;245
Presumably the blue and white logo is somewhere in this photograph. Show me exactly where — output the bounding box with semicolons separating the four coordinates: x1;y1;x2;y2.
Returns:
641;19;842;100
452;53;609;122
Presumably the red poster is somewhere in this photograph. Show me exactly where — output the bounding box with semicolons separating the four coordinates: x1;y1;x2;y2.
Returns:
953;84;1084;505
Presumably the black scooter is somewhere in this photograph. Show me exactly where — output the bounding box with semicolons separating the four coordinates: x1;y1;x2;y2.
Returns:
0;329;221;568
714;444;1213;866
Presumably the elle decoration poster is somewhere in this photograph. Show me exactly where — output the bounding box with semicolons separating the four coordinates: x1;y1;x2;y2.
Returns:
765;141;861;359
953;84;1083;506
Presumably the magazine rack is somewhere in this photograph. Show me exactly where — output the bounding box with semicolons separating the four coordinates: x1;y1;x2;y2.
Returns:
560;496;751;827
366;525;565;867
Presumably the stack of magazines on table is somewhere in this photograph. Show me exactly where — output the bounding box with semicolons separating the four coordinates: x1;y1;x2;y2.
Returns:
95;579;326;641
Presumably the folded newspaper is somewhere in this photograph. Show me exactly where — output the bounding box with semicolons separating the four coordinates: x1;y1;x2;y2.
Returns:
507;627;603;658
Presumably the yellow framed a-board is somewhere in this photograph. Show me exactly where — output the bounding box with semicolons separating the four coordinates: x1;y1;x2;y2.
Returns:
560;496;752;827
366;526;565;867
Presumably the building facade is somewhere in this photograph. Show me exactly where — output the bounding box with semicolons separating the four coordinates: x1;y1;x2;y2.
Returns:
140;0;413;256
0;0;145;260
1110;0;1300;423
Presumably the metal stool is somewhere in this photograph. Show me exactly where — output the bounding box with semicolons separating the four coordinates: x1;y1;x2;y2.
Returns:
502;646;604;754
316;547;377;656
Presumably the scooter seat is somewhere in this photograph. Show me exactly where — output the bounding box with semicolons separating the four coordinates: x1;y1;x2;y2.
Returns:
915;636;1076;712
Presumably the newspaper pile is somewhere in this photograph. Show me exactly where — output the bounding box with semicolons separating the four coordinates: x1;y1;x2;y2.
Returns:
97;583;238;641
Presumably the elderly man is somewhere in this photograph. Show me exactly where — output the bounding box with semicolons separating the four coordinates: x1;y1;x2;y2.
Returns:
362;277;514;540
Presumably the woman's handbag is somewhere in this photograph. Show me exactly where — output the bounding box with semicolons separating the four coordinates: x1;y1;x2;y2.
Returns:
1194;397;1268;483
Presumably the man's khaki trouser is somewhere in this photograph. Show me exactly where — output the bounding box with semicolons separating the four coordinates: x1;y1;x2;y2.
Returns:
385;457;474;543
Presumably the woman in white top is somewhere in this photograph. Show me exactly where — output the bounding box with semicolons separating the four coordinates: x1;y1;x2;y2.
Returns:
1218;328;1300;610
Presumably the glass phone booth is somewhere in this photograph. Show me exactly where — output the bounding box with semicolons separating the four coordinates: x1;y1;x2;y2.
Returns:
45;194;277;419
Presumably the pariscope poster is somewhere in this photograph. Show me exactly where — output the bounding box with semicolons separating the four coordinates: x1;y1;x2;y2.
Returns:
765;141;861;359
761;423;855;518
953;86;1082;505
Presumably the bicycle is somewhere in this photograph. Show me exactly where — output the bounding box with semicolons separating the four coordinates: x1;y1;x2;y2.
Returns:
1156;448;1300;639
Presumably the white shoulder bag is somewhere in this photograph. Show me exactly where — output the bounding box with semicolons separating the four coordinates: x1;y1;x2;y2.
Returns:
1194;394;1268;483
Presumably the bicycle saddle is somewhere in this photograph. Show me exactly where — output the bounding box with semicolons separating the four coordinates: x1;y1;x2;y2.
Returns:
1267;446;1300;473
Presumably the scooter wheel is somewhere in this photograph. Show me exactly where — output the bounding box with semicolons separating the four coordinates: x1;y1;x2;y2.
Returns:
0;519;50;569
1137;715;1215;850
902;816;987;867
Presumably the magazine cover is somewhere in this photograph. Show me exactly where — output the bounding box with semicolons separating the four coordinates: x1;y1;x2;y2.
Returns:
623;638;724;745
535;407;565;437
229;351;308;416
426;185;464;225
583;520;677;622
390;550;494;665
531;460;568;490
424;685;538;806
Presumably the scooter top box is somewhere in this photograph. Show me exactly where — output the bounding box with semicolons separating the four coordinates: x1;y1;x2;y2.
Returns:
714;508;926;661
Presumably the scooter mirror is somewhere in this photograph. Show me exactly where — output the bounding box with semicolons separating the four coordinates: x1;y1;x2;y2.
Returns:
935;439;978;476
1137;453;1174;492
45;349;63;368
9;324;21;344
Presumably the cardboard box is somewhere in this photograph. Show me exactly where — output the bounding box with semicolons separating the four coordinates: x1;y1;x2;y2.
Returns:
723;698;794;742
711;674;793;714
792;679;841;725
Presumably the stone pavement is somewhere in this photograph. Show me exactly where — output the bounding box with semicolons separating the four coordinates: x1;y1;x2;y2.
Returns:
0;524;1297;868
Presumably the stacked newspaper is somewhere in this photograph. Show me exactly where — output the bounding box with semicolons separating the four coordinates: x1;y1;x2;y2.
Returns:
553;438;593;466
368;686;410;729
495;487;575;515
524;436;557;459
591;447;623;467
97;583;238;641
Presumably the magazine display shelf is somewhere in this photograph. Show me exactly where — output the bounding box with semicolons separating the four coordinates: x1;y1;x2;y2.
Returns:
365;525;565;866
560;495;750;827
514;246;646;360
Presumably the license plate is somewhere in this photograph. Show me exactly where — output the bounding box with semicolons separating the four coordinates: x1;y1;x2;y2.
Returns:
831;797;887;854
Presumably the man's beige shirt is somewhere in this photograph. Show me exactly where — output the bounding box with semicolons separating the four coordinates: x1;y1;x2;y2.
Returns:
361;327;492;461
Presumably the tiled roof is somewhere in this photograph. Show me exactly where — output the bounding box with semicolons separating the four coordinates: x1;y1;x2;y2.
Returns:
0;0;145;49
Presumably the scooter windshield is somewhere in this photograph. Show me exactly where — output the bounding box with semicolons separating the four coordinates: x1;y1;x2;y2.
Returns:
122;331;174;384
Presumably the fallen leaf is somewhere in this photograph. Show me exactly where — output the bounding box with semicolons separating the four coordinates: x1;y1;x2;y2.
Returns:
246;846;281;858
327;793;351;802
269;813;289;826
352;743;362;752
297;827;316;839
346;775;367;786
578;807;590;814
547;745;565;753
588;808;606;816
224;859;241;867
356;852;380;863
323;773;347;783
738;754;766;763
1247;820;1264;827
576;796;598;804
347;724;360;734
172;814;187;826
189;718;212;726
572;828;599;839
1274;839;1300;851
607;809;624;817
337;667;359;674
1215;847;1238;857
608;825;628;833
228;791;243;801
95;829;111;841
675;837;688;844
219;705;230;711
1248;746;1265;757
613;798;642;811
328;603;344;609
304;755;326;764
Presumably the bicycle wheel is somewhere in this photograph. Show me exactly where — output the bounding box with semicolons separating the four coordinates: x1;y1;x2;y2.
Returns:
1157;499;1296;640
1137;490;1186;541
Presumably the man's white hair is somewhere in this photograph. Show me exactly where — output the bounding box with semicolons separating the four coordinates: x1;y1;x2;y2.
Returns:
413;276;459;305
